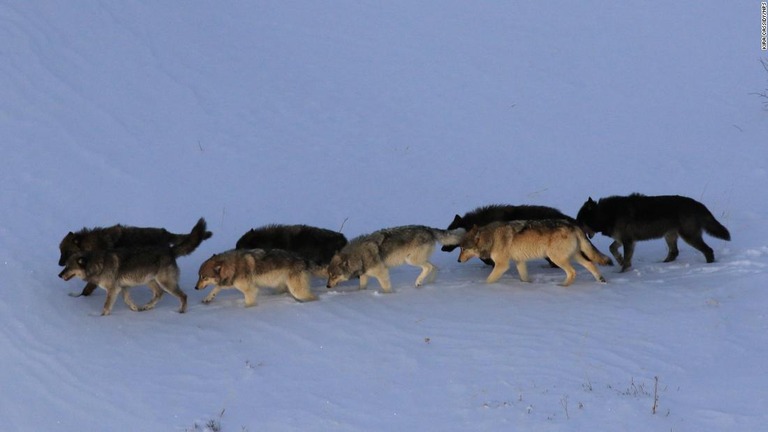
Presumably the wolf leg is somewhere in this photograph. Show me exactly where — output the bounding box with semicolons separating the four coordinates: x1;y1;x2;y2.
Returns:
202;285;223;304
663;231;680;262
486;260;510;283
620;240;636;272
609;240;625;267
165;283;188;313
138;280;165;311
239;284;260;307
549;257;576;286
369;267;393;293
121;287;140;312
574;253;606;283
413;261;436;287
71;282;98;297
680;231;715;263
358;274;369;290
287;273;318;302
514;261;530;283
101;286;121;316
203;285;224;304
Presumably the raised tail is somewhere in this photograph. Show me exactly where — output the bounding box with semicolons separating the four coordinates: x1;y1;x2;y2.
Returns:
172;218;211;257
434;227;466;247
704;214;731;241
575;229;613;266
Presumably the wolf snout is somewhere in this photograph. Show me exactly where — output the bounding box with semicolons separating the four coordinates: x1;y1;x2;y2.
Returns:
58;270;72;281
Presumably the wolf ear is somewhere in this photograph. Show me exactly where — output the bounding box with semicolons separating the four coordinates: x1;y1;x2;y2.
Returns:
213;265;221;275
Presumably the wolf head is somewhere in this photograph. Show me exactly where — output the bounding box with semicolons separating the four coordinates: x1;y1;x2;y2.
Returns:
196;255;232;290
576;197;599;238
457;225;482;263
58;253;90;281
58;232;83;266
326;253;359;288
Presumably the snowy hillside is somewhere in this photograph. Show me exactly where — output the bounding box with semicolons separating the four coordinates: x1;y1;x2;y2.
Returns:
1;2;767;431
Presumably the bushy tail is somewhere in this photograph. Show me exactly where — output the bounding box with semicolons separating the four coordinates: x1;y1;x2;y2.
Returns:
576;229;613;266
704;215;731;241
434;228;466;247
172;218;211;257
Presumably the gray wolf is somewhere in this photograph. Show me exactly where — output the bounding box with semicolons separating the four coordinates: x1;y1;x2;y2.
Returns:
235;224;347;272
57;219;210;315
442;204;580;266
458;220;611;286
195;248;319;307
59;218;213;297
576;194;731;272
326;225;466;293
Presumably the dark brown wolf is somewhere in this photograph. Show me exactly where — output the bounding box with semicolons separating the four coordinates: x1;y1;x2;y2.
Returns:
59;218;213;297
235;224;347;272
576;194;731;272
58;219;210;316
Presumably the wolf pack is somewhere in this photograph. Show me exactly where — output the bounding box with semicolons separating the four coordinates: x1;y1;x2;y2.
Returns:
57;193;731;316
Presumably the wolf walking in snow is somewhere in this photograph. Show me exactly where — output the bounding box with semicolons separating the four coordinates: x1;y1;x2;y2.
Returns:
458;220;611;286
326;225;465;293
576;194;731;272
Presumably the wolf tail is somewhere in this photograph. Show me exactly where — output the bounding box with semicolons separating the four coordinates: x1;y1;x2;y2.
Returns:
434;228;466;247
172;218;211;257
170;218;213;248
703;214;731;241
575;229;613;266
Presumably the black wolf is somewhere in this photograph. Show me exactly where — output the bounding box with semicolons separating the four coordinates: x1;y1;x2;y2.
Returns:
235;224;347;269
58;219;210;315
59;218;213;297
576;194;731;272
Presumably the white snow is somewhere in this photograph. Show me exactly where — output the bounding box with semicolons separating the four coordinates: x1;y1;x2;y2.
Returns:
1;2;767;431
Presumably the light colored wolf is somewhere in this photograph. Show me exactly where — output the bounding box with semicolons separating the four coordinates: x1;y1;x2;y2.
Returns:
325;225;466;293
195;248;320;307
458;220;611;286
57;219;210;315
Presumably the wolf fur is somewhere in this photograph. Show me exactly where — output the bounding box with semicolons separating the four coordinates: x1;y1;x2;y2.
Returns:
195;248;319;307
576;194;731;272
458;220;611;286
326;225;466;293
57;219;209;315
59;218;213;297
235;224;347;272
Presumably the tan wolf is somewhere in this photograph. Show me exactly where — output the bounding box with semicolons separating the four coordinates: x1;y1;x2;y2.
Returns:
59;218;213;297
458;220;612;286
195;248;319;308
57;218;210;315
326;225;466;293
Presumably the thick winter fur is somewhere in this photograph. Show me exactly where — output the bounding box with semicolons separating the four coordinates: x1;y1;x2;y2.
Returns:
195;248;319;307
59;218;213;297
576;194;731;272
443;204;582;268
235;224;347;274
458;220;611;286
326;225;466;293
57;219;209;315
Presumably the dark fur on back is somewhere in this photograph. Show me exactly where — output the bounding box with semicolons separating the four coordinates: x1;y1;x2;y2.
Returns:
235;224;347;266
443;204;574;253
59;218;213;266
59;218;212;297
576;193;730;271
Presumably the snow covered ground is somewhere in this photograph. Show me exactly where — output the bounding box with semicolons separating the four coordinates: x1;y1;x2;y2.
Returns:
1;2;767;431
